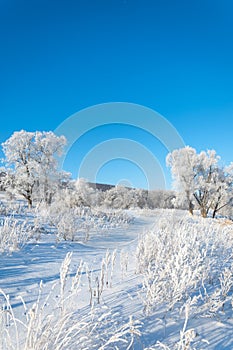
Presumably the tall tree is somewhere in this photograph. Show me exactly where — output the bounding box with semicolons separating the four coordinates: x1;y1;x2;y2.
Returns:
166;146;233;218
2;130;68;207
166;146;198;215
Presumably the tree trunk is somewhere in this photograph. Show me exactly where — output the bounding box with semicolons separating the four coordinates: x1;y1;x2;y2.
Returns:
212;208;217;219
27;196;32;208
201;207;207;218
188;201;194;215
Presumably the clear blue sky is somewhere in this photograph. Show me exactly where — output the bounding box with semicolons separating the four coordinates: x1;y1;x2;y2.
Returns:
0;0;233;189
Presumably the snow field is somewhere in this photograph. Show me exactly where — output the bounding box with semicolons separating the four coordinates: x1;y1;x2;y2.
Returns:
0;208;233;349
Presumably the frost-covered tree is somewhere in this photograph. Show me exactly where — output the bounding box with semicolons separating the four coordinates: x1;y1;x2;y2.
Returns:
166;147;199;215
210;165;233;218
32;131;69;204
130;188;148;208
166;146;233;218
74;178;99;207
147;190;176;209
102;186;148;209
2;130;68;207
192;149;220;218
103;186;134;209
50;179;100;210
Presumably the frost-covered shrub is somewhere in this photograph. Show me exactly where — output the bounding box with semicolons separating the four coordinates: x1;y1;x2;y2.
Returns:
55;208;133;241
0;218;32;253
137;211;233;313
37;197;133;242
56;210;78;241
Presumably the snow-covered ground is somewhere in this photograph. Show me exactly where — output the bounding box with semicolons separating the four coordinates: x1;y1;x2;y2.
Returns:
0;204;233;349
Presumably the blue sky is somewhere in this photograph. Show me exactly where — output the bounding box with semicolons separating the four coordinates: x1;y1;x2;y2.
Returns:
0;0;233;189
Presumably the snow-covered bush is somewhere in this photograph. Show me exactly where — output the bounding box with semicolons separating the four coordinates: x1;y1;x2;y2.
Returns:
0;218;32;253
137;210;233;313
36;195;133;242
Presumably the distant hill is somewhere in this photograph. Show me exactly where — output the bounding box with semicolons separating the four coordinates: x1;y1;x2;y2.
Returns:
88;182;115;192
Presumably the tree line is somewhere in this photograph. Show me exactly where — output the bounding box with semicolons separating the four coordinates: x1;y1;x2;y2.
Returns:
0;131;232;218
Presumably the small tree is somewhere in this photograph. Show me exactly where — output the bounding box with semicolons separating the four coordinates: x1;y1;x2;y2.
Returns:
103;186;133;209
2;130;67;207
74;178;99;207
